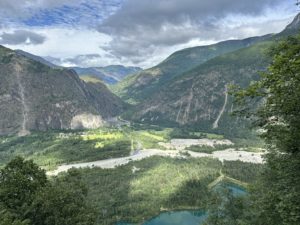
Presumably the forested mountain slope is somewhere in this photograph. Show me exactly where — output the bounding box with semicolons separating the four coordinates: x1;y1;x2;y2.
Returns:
123;13;300;135
112;34;271;104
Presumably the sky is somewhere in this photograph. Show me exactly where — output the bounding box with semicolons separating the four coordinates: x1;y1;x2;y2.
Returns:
0;0;297;68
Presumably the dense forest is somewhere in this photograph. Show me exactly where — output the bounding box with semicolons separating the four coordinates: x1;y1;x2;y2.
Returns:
0;155;264;225
0;157;96;225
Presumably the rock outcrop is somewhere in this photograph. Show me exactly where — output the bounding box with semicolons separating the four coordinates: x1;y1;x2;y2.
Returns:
0;46;125;136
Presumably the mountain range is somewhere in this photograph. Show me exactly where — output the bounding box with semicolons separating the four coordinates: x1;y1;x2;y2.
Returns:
0;46;125;136
71;65;142;84
1;13;299;136
15;51;142;85
112;34;271;104
112;13;300;135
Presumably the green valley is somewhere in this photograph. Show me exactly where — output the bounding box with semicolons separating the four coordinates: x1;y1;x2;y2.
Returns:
0;4;299;225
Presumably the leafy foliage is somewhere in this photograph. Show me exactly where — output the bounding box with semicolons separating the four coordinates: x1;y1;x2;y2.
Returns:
0;208;29;225
0;158;97;225
230;35;300;225
0;157;47;212
27;170;96;225
204;188;250;225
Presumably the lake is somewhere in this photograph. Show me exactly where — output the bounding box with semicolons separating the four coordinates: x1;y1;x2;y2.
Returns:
116;183;246;225
116;210;207;225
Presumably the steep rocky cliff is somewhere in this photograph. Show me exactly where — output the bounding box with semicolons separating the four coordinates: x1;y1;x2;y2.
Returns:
0;46;125;136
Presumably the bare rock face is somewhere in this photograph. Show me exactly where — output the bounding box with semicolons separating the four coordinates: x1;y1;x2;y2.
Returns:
70;114;104;130
0;46;125;136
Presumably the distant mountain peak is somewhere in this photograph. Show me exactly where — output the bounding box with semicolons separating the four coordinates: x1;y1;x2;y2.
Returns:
285;13;300;31
15;50;58;68
72;65;142;85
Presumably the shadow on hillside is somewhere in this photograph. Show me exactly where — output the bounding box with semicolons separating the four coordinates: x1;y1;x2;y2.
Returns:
164;177;214;209
71;156;221;225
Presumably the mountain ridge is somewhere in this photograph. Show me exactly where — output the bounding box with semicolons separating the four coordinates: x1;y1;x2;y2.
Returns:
14;51;142;85
120;13;300;135
112;34;272;104
72;65;142;84
0;45;125;136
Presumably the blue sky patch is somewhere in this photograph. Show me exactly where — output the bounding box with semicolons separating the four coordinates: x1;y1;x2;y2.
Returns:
20;0;123;27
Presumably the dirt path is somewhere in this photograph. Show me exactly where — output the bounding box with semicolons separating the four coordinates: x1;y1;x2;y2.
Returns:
208;169;224;189
207;169;248;189
47;148;264;176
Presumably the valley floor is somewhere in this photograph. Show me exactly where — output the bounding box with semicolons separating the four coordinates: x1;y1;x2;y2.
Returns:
0;127;265;225
48;148;263;176
0;126;264;171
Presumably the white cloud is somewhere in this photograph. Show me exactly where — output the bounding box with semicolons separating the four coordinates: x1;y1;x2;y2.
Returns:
0;0;297;68
98;0;296;67
1;27;109;57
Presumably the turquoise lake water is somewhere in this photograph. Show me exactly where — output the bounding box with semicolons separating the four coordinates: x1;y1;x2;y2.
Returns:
144;210;207;225
116;183;246;225
116;210;207;225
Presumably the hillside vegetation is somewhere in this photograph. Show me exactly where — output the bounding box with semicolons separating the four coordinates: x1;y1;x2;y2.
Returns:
117;15;300;135
112;35;270;104
73;156;262;225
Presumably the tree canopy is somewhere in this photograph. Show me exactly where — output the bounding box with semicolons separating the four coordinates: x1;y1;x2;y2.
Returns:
0;158;97;225
239;34;300;225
